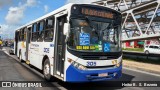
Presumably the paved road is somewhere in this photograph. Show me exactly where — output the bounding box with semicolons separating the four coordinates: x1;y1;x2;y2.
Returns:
0;47;160;90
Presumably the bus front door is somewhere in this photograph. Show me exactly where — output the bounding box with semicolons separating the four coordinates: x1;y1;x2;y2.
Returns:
54;15;67;77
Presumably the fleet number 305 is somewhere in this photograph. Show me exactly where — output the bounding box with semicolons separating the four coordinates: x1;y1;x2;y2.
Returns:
87;61;96;66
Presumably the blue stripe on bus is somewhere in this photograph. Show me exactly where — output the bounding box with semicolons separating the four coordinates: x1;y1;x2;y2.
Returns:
50;44;54;47
66;65;122;82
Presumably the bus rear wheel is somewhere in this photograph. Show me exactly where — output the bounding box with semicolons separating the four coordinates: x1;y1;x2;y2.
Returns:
43;59;52;81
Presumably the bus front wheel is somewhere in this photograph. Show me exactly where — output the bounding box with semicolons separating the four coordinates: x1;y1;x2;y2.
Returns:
43;59;52;81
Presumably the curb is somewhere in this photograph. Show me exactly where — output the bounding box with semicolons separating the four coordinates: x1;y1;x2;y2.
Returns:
123;65;160;75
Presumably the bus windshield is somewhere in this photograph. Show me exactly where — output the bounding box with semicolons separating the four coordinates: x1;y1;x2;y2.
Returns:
67;18;121;52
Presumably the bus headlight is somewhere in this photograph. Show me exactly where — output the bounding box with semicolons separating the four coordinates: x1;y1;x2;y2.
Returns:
116;58;122;67
68;58;86;70
116;62;121;67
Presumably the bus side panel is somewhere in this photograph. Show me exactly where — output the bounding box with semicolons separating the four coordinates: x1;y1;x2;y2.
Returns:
21;42;26;61
29;42;54;71
17;42;22;57
16;41;26;61
39;42;54;74
29;42;40;68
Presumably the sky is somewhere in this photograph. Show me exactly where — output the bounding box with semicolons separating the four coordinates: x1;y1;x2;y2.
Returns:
0;0;98;39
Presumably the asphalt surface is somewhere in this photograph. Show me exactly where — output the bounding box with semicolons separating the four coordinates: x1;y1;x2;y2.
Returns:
0;47;160;90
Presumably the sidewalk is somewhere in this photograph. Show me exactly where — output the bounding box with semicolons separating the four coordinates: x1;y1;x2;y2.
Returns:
123;59;160;75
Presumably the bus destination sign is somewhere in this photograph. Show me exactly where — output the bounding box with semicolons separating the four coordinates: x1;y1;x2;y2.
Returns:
81;8;114;19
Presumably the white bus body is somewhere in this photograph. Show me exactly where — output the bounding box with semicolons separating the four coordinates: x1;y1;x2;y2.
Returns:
14;3;122;82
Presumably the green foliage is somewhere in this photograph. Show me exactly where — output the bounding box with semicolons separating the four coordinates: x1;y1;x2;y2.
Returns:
123;48;144;52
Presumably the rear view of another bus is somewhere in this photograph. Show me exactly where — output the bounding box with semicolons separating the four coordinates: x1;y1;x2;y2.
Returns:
64;4;122;82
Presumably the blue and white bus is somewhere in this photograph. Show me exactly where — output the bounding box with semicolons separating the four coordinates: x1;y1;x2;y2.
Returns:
14;3;122;82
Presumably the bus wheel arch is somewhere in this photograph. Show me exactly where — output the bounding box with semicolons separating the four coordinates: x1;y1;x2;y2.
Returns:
42;55;52;81
42;55;49;69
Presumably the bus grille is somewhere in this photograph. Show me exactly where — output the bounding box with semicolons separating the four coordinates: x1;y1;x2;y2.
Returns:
67;48;122;60
86;65;115;69
81;54;119;60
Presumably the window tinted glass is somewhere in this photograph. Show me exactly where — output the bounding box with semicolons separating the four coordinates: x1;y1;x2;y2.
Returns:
48;20;53;27
28;27;32;43
149;46;154;48
154;46;159;49
21;29;24;41
40;22;44;32
33;24;37;32
32;23;37;41
46;18;54;29
24;28;26;41
44;16;55;42
38;21;45;41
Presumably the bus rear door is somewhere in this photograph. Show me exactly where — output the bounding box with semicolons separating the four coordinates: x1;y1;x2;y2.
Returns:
26;26;32;64
15;31;19;55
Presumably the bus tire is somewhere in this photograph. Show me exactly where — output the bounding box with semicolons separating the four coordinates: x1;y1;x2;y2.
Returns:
43;59;52;81
29;64;33;68
145;50;149;54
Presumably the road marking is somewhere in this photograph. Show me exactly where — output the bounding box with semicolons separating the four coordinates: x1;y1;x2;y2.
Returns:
123;67;160;77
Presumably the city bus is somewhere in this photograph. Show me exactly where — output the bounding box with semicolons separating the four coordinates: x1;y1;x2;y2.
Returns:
14;3;122;82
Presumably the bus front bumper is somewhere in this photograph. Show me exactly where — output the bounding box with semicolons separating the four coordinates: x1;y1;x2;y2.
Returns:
66;65;122;82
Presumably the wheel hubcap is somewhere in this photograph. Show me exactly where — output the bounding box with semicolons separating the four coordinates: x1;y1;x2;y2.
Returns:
44;64;50;75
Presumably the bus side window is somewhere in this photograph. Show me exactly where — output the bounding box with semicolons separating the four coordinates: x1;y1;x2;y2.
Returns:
21;28;24;41
19;29;23;41
24;28;27;41
31;23;38;42
18;30;21;41
16;31;19;42
44;16;55;42
21;28;26;41
37;20;45;41
28;27;32;43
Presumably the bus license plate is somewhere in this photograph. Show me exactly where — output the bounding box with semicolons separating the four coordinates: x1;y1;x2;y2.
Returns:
98;73;108;77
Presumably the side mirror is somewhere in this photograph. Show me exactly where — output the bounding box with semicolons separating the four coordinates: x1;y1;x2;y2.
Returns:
63;23;70;35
